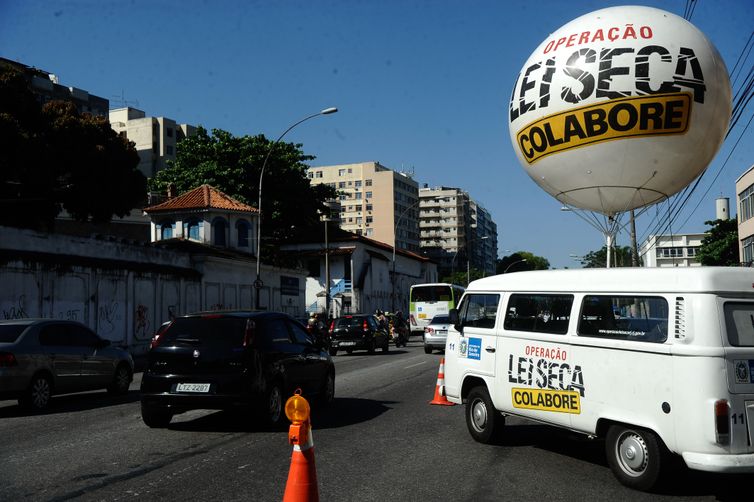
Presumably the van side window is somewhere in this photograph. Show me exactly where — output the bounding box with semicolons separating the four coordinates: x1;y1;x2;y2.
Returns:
459;294;500;329
723;302;754;346
578;295;668;343
504;294;573;334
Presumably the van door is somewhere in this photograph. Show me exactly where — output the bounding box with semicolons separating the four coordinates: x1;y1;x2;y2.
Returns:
444;293;501;401
496;293;576;429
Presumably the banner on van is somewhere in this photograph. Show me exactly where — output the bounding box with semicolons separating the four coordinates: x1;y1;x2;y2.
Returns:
512;388;581;414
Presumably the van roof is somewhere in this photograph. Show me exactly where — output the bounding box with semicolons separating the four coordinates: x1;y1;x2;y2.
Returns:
468;267;754;294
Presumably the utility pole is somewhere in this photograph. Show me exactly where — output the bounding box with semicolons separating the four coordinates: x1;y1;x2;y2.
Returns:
630;209;639;267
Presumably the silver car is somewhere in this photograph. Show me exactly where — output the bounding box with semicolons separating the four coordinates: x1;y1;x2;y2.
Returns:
423;314;451;354
0;319;134;411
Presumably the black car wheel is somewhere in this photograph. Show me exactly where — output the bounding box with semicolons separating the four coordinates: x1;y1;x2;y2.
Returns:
329;348;338;356
320;371;335;405
263;381;285;428
466;386;505;444
107;363;132;395
345;349;353;354
19;373;52;411
424;345;433;354
141;402;173;428
606;425;664;491
382;338;389;352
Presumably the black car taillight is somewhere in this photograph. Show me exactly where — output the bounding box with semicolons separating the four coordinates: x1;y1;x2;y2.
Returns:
243;319;256;347
329;321;335;334
0;352;18;367
363;319;368;331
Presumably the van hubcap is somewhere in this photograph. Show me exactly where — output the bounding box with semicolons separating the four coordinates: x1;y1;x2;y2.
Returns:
470;399;488;432
617;431;648;474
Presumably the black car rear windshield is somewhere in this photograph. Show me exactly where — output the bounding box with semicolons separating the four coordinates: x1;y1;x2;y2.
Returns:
162;317;248;345
0;324;27;343
335;317;367;328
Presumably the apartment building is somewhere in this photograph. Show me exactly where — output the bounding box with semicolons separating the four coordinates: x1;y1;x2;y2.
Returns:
640;233;705;267
1;57;109;117
419;186;498;276
109;107;196;179
307;162;420;252
737;165;754;265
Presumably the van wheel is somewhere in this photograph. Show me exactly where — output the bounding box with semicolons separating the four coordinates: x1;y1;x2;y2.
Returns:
606;425;663;491
465;386;504;444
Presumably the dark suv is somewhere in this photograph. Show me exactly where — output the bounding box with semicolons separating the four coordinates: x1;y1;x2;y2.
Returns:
139;311;334;428
328;314;389;356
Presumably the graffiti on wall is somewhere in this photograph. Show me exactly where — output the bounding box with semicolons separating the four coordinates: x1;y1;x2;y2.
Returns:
135;304;151;340
2;295;29;319
98;300;123;336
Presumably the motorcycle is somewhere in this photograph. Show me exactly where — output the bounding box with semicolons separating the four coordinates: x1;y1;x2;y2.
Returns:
390;319;409;347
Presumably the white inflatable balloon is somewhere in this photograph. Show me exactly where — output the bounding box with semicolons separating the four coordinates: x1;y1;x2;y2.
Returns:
508;6;732;214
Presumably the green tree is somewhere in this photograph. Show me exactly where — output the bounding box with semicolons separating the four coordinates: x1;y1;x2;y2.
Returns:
578;245;637;268
698;218;739;266
0;67;146;230
149;127;336;242
496;251;550;274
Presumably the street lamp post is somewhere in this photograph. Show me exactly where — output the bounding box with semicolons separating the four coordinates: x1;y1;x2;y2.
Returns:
390;195;441;312
467;235;490;285
254;107;337;309
504;258;527;273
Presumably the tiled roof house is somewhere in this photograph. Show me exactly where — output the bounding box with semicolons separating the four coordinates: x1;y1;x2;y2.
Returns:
144;185;258;253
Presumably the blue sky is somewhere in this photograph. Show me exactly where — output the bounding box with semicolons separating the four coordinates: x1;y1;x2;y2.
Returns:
1;0;752;268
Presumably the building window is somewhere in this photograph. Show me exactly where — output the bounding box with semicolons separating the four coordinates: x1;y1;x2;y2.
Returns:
166;145;174;155
160;221;175;240
348;168;352;173
366;204;373;211
339;182;346;188
338;169;346;176
167;128;173;138
743;236;754;264
686;246;699;257
212;218;228;246
355;180;362;187
365;191;372;198
186;219;201;241
308;172;313;179
366;179;372;186
355;192;362;200
365;228;373;236
356;217;362;224
740;184;754;223
316;171;323;178
236;220;251;248
366;216;373;223
657;247;683;258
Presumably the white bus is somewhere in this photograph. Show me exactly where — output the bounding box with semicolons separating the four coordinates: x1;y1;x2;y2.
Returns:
443;267;754;491
409;283;465;336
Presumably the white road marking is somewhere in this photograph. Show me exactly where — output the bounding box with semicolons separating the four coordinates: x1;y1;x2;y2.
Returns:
405;361;426;369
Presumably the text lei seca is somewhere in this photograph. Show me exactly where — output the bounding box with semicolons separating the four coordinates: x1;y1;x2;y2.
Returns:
508;345;585;414
510;23;706;163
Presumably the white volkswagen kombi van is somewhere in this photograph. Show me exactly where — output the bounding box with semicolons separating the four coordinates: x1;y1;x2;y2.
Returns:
444;267;754;491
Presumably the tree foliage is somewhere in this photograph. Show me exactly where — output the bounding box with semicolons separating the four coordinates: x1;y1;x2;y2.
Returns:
0;67;146;230
698;218;739;266
148;127;336;242
577;245;637;268
496;251;550;274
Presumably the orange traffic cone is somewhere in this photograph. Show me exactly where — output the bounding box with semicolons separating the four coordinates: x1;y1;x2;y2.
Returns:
429;357;455;406
283;425;319;502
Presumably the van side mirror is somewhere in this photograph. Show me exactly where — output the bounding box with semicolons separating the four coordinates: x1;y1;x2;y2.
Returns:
449;309;462;333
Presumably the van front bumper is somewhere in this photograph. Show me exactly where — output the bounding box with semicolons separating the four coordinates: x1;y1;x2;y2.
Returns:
682;451;754;473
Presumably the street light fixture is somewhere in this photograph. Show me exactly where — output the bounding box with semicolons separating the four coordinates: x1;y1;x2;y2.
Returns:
254;107;338;309
504;258;527;273
467;235;490;285
391;195;441;312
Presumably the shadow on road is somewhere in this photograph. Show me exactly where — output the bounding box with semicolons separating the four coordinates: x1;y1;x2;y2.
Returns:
0;390;141;418
499;422;749;499
165;396;396;433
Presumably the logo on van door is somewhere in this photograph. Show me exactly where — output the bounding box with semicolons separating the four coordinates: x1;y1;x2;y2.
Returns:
459;337;482;360
735;360;753;384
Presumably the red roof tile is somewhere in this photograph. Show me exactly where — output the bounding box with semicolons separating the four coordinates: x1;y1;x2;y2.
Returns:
144;185;258;214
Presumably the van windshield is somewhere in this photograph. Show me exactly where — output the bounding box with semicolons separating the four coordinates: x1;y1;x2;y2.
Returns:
723;302;754;346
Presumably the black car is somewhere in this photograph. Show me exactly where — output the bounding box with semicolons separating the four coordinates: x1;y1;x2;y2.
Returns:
139;311;334;428
328;314;390;356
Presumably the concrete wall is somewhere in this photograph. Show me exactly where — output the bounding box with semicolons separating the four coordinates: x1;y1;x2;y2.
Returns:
0;227;307;356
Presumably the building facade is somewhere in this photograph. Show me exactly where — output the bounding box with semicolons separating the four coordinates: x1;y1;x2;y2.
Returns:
419;186;498;277
640;233;704;267
737;165;754;265
109;107;196;178
307;162;420;252
1;57;109;117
